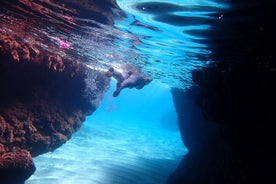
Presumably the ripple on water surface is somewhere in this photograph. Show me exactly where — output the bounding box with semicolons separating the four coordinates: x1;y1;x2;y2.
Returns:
115;0;229;88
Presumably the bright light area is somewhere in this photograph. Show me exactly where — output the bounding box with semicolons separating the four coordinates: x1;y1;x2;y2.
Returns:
26;80;187;184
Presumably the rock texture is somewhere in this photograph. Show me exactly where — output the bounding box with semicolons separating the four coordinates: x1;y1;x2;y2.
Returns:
0;0;122;183
168;0;275;184
0;50;110;183
0;149;35;184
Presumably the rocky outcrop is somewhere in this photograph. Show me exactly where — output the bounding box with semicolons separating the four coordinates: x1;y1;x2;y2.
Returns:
168;0;275;184
169;87;245;184
0;0;122;183
0;149;35;184
0;51;110;183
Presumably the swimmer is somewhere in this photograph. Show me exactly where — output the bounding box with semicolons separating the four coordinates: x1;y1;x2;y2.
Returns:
105;65;152;97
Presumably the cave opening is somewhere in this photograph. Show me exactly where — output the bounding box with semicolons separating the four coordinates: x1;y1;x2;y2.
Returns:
26;79;188;184
1;0;274;183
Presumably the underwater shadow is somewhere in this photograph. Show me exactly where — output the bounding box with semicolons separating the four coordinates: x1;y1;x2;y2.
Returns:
100;156;184;184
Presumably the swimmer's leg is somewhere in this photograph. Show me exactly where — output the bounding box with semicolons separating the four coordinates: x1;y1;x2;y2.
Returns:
113;83;122;97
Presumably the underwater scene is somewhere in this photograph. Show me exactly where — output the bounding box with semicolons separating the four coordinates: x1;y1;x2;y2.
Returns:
0;0;275;184
26;80;187;184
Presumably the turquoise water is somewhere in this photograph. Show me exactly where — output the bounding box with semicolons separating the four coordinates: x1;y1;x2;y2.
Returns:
24;0;229;183
115;0;229;88
26;80;187;184
69;0;229;89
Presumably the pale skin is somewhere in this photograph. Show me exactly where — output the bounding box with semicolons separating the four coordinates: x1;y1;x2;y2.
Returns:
105;65;152;97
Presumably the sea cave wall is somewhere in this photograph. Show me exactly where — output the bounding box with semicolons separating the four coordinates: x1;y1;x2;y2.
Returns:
169;0;275;184
0;41;110;184
0;0;124;183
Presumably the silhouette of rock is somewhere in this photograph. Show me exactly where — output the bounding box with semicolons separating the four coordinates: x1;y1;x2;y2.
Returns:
169;0;275;183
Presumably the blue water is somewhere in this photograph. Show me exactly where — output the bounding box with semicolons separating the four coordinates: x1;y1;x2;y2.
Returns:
26;80;187;184
115;0;229;88
24;0;229;183
69;0;228;89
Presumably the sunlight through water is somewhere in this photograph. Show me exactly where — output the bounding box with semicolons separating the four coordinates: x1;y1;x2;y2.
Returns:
26;81;187;184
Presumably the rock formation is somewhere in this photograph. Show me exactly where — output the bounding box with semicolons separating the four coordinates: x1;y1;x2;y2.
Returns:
168;0;275;183
0;43;110;183
0;0;124;183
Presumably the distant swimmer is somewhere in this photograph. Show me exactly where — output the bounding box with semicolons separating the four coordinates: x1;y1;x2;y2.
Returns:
105;65;152;97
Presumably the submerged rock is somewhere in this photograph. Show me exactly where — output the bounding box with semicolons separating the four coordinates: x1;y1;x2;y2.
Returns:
0;0;123;183
169;87;241;184
0;149;35;184
169;0;275;183
0;50;110;183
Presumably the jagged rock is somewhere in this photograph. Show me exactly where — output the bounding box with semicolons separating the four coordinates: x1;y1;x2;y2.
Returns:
0;52;110;182
0;0;123;182
0;149;35;184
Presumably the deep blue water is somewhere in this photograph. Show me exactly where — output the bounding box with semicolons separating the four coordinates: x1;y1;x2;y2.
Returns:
24;0;229;183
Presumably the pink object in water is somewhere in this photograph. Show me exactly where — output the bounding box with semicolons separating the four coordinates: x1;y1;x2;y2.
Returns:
58;39;71;49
